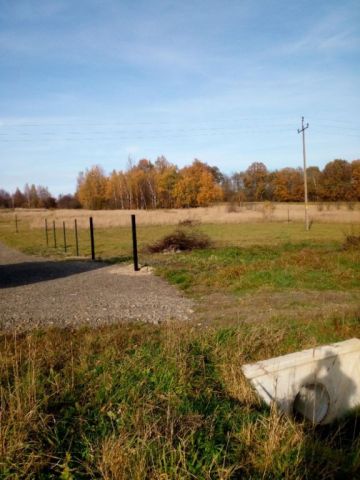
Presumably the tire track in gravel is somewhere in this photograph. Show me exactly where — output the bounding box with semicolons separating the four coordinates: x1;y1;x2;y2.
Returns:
0;242;194;331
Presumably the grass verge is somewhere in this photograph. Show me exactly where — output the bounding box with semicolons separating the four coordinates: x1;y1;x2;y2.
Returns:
1;316;360;479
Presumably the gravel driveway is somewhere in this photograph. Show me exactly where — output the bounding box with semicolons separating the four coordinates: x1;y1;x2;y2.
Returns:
0;242;193;331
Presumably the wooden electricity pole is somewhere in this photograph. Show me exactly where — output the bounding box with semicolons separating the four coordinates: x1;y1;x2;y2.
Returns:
298;117;309;230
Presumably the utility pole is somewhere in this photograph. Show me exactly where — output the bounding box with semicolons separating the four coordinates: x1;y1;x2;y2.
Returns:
298;116;309;231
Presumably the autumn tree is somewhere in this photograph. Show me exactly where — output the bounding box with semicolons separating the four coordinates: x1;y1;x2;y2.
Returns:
173;160;223;207
154;156;178;208
105;170;128;209
37;185;56;208
23;184;40;208
273;168;304;201
219;174;234;202
172;167;197;208
243;162;270;201
137;159;158;208
126;163;148;209
230;172;246;204
13;188;26;208
0;189;11;208
77;166;108;209
319;159;352;201
57;194;81;209
351;160;360;201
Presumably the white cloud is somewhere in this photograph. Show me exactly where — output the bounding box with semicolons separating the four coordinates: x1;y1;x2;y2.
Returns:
274;8;360;56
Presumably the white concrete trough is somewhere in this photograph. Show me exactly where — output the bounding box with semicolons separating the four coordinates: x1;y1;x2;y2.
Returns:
242;338;360;424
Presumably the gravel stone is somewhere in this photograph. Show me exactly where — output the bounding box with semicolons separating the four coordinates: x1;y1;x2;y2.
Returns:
0;243;194;331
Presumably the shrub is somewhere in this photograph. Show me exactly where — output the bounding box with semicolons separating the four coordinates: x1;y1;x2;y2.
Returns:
343;234;360;250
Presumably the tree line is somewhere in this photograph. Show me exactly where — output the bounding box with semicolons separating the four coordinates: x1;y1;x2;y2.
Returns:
1;157;359;209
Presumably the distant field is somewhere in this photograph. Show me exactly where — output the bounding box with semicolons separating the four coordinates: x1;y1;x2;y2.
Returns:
1;202;359;229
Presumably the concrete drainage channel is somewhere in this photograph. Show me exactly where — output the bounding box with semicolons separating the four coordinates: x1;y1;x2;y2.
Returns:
242;338;360;425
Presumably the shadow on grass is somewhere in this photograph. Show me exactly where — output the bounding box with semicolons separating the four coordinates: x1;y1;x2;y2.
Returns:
298;409;360;478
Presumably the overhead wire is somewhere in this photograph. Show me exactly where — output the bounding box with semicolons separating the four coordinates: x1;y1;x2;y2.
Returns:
0;119;358;147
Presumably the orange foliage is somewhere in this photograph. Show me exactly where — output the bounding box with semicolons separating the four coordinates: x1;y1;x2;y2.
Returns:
273;168;304;202
351;160;360;201
71;158;360;209
77;165;107;209
173;160;223;207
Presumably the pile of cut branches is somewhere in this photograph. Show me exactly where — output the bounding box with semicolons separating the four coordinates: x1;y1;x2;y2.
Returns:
148;228;211;253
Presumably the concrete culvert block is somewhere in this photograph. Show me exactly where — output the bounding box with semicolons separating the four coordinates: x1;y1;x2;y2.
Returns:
242;338;360;424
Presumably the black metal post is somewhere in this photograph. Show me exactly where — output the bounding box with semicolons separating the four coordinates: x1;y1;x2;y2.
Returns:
89;217;95;260
74;219;79;256
53;220;57;248
63;221;67;253
15;215;18;233
131;214;139;271
45;219;49;246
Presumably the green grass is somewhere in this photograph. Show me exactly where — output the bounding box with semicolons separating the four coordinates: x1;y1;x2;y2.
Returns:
1;317;360;479
156;243;360;294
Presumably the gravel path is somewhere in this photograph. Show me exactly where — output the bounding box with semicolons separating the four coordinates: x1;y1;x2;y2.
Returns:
0;242;194;331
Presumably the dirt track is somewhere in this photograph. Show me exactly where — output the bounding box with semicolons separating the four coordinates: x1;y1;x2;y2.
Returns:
0;243;193;331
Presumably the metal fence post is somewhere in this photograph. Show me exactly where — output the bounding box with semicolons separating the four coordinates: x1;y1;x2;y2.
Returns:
89;217;95;260
63;221;67;253
53;220;57;248
45;219;49;246
74;219;79;256
131;214;139;271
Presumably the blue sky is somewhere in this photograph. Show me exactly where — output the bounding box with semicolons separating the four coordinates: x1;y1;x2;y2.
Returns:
1;0;359;195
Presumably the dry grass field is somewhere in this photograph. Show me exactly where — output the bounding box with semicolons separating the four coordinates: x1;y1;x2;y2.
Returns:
2;201;360;229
